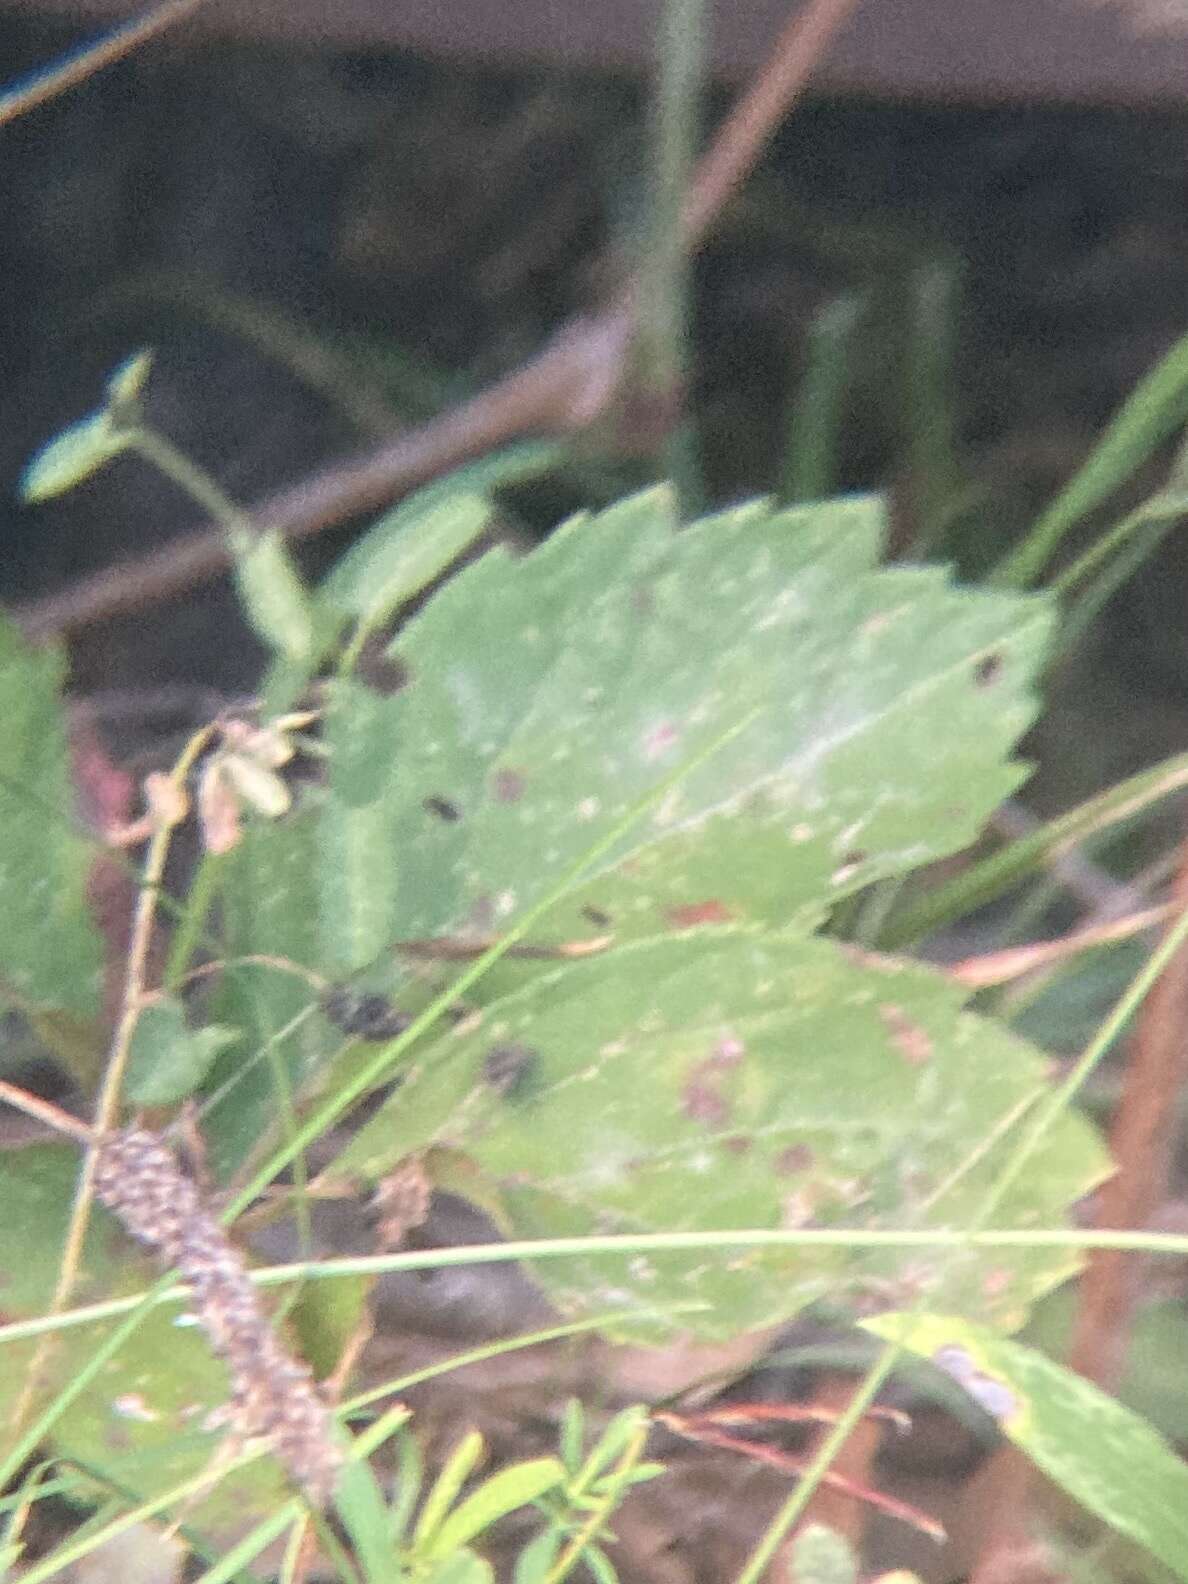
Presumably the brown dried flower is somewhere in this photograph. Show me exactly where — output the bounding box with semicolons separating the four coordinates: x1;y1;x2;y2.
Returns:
92;1126;343;1506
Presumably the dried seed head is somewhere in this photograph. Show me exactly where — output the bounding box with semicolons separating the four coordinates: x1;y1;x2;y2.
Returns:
93;1127;343;1505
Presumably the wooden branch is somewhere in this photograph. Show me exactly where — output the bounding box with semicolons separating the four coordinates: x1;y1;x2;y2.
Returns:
13;0;863;641
1068;830;1188;1391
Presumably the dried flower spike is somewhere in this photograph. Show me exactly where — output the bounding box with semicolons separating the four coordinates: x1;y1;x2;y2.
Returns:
92;1126;343;1505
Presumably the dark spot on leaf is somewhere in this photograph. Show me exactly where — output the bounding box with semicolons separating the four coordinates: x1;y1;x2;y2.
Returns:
666;899;735;928
321;987;411;1042
582;904;613;927
841;849;868;869
775;1144;813;1175
355;643;408;695
721;1134;752;1155
423;794;462;822
483;1043;539;1098
681;1078;731;1128
492;768;526;803
974;652;1004;688
878;1003;933;1066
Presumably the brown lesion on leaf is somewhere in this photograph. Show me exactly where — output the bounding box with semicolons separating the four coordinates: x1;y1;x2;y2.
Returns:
774;1143;814;1175
878;1002;933;1065
371;1156;432;1250
665;898;734;928
681;1035;747;1127
681;1076;732;1127
491;767;526;802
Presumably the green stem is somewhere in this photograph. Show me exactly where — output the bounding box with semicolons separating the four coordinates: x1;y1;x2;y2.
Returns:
14;1226;1188;1351
975;898;1188;1228
163;851;225;991
734;1341;902;1584
127;427;254;554
878;750;1188;948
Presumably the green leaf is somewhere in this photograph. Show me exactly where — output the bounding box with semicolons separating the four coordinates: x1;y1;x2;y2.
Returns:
205;810;334;1178
125;998;240;1106
0;618;103;1016
417;1551;493;1584
864;1312;1188;1581
322;492;491;632
20;412;128;501
994;326;1188;588
335;1456;401;1584
413;1432;486;1553
106;349;154;409
319;442;559;629
287;1271;373;1383
317;488;1051;960
333;931;1105;1338
233;531;317;666
421;1459;565;1561
787;1524;858;1584
1025;1287;1188;1449
574;1406;649;1488
514;1530;561;1584
582;1543;619;1584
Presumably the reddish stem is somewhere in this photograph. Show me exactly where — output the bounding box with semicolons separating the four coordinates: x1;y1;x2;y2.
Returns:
1068;830;1188;1390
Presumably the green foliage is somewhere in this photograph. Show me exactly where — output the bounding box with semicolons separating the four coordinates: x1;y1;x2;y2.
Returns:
0;454;1115;1554
19;411;130;502
314;488;1049;951
332;931;1101;1337
0;619;104;1016
124;997;239;1106
15;368;1181;1581
868;1313;1188;1580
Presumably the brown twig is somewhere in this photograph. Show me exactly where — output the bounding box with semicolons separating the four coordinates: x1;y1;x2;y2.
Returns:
7;725;212;1442
679;0;864;247
1067;829;1188;1391
963;1443;1048;1584
946;902;1175;988
0;1079;95;1145
0;0;207;127
13;0;864;643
